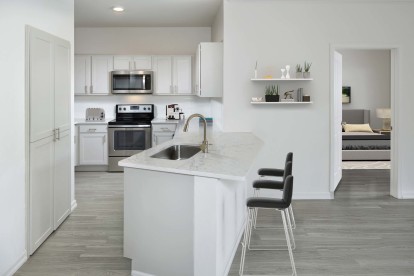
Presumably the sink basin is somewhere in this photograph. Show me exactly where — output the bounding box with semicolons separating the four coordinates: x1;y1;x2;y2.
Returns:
150;145;201;160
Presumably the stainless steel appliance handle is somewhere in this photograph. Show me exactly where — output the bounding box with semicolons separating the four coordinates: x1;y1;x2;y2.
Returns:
108;125;151;128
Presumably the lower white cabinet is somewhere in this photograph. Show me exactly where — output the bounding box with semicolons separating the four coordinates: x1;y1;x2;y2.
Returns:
152;123;177;146
79;125;108;165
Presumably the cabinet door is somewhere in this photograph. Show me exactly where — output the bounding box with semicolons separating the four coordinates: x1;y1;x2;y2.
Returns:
74;125;79;166
133;56;152;70
54;37;71;133
173;56;192;94
153;56;173;94
29;136;54;254
153;132;175;146
79;132;108;165
195;45;201;96
29;28;55;142
54;129;71;230
74;55;91;95
113;55;132;70
91;55;113;94
198;43;223;97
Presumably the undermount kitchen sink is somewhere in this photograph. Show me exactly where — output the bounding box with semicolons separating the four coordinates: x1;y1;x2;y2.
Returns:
150;145;201;160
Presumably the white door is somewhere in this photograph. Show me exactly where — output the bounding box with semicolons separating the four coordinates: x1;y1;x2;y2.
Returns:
79;133;108;165
331;51;343;192
29;28;54;142
54;38;71;132
74;55;91;95
133;56;152;70
153;56;172;94
91;55;113;94
153;132;175;146
173;56;192;94
29;137;54;254
113;55;132;70
53;129;71;230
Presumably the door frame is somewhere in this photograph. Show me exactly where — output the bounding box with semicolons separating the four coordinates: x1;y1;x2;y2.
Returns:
329;44;401;198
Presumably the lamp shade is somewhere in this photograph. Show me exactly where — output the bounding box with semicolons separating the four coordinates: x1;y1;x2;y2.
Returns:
376;108;391;119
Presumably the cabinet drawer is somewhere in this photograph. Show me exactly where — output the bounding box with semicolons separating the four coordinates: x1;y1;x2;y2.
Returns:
79;125;107;133
152;124;177;132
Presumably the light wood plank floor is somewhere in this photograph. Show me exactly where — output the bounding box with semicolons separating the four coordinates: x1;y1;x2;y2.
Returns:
16;170;414;276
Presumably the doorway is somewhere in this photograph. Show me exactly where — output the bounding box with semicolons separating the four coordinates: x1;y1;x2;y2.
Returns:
329;45;400;199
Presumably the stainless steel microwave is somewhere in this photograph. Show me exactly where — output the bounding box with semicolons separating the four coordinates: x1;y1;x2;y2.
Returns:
111;70;153;94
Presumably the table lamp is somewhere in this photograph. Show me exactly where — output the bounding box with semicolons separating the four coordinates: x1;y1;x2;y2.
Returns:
376;108;391;131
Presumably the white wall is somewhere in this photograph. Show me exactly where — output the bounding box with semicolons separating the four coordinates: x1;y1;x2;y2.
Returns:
0;1;74;275
223;0;414;198
340;49;391;129
74;27;213;119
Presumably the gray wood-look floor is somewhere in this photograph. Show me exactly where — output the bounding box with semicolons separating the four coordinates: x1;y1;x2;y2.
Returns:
16;170;414;276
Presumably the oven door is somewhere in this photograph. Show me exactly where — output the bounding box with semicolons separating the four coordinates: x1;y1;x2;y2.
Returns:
108;126;152;157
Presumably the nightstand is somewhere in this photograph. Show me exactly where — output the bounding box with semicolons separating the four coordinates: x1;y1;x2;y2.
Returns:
373;129;391;135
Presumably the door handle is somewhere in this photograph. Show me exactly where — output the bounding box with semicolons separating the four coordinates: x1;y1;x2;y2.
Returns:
53;129;56;142
57;128;60;141
103;135;106;143
90;85;93;93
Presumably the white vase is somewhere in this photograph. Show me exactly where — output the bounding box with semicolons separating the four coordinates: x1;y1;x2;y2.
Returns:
281;69;286;79
285;65;290;79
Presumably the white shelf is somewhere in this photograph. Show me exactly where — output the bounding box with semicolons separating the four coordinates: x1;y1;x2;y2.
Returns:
251;101;313;105
251;78;313;81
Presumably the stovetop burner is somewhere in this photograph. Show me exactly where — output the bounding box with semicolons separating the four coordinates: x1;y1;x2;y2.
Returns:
108;104;154;127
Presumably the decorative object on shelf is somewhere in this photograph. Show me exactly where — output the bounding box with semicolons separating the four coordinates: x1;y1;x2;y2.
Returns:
280;68;286;79
303;95;311;102
342;86;351;104
281;90;294;102
295;64;303;78
265;84;280;102
285;65;291;79
263;75;273;79
296;88;303;102
303;61;312;78
376;108;391;130
254;61;258;78
251;97;264;102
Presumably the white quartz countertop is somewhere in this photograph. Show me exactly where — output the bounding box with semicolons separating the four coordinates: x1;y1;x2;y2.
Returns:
75;118;113;125
119;127;263;181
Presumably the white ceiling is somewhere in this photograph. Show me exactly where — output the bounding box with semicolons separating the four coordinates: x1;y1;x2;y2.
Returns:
75;0;222;27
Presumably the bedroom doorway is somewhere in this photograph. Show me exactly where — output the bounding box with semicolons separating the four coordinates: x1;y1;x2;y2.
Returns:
329;45;400;199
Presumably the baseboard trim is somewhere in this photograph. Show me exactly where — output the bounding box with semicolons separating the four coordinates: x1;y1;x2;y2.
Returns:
4;250;27;276
293;192;333;199
71;200;77;211
402;193;414;199
131;270;155;276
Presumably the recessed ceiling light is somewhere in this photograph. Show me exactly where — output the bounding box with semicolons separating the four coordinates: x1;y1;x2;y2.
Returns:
112;6;124;12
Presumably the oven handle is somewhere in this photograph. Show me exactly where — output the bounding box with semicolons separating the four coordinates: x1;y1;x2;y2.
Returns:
108;125;151;128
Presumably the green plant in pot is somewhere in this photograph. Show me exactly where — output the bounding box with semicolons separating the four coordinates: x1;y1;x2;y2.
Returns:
303;61;312;78
295;64;303;78
265;85;280;102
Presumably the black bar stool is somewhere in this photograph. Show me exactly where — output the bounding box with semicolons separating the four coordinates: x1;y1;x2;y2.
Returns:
240;175;297;276
253;153;296;230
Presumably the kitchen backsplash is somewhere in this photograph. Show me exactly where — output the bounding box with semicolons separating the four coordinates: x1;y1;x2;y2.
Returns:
74;95;213;119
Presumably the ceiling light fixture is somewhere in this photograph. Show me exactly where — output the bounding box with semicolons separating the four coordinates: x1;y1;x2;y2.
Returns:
112;6;124;12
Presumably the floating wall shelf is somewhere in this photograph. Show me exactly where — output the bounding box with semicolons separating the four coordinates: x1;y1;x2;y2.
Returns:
251;78;313;81
251;101;313;105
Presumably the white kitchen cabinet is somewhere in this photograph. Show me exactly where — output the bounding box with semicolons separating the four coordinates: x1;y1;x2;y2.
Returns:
27;27;71;254
152;123;177;146
74;125;79;166
75;55;113;95
79;125;108;165
195;42;223;97
113;55;152;70
152;56;192;95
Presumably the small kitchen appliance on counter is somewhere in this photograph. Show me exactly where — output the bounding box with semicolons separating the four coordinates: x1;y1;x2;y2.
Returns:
166;104;184;120
108;104;154;172
86;108;105;121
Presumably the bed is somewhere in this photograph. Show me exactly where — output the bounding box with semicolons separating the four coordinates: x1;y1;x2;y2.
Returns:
342;109;390;161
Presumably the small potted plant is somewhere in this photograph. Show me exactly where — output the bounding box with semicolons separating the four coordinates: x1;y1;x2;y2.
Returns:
303;61;312;78
295;64;303;79
265;85;279;102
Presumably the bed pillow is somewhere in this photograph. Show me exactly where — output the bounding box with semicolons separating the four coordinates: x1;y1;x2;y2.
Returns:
343;123;373;133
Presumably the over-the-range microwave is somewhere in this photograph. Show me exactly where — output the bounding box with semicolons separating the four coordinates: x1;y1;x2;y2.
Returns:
111;70;153;94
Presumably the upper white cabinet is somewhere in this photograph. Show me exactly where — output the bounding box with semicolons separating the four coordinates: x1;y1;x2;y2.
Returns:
75;55;113;95
195;42;223;97
113;55;152;70
152;56;192;95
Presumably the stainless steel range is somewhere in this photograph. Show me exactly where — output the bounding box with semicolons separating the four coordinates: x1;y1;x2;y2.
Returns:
108;104;154;172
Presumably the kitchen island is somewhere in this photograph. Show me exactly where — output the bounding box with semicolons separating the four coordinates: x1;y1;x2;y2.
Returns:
119;122;262;276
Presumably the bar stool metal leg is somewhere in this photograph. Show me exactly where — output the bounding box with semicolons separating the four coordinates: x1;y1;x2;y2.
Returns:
281;209;297;276
289;205;296;229
239;208;253;276
284;209;296;250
